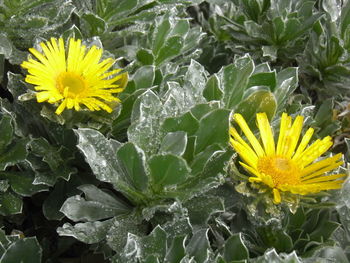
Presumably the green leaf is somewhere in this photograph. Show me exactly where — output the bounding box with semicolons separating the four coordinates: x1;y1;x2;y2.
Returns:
272;17;285;43
223;233;249;261
201;148;233;179
288;207;306;229
42;180;67;220
57;219;113;244
0;191;22;215
191;103;220;120
203;74;223;101
169;19;190;37
176;149;233;202
0;138;28;171
29;137;61;171
165;235;186;263
153;19;171;55
133;65;155;90
162;112;199;136
0;237;42;263
117;142;148;192
195;109;230;153
262;46;277;61
62;24;83;40
0;115;13;153
162;214;192;238
0;171;47;196
155;36;183;66
241;0;262;22
98;0;138;21
186;229;211;263
314;99;333;127
235;90;277;130
149;154;190;190
309;210;340;241
245;20;264;39
283;13;323;42
274;67;298;113
112;89;146;140
143;255;158;263
159;131;187;156
0;54;4;83
310;220;340;241
183;136;195;163
257;227;293;253
247;71;277;91
186;195;224;225
219;55;254;109
137;49;154;65
191;144;222;176
81;12;106;35
141;226;167;259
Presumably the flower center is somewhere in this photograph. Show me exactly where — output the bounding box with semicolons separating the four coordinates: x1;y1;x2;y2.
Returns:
257;155;301;187
56;72;86;98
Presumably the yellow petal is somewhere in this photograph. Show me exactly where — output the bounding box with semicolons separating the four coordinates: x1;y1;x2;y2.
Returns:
234;113;265;157
256;112;275;155
273;188;281;204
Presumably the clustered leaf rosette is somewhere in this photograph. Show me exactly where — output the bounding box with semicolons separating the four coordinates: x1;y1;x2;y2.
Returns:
230;112;347;204
21;37;128;115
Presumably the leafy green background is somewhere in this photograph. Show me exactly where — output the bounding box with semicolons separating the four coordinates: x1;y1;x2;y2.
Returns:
0;0;349;262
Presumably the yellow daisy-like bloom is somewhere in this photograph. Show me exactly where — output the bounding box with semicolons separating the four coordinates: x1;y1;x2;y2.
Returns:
21;37;127;115
230;112;347;204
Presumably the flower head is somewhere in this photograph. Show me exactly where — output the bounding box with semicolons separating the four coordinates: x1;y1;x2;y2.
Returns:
230;112;347;204
21;37;127;115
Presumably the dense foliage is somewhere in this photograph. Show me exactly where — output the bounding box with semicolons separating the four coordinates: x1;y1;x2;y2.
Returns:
0;0;349;262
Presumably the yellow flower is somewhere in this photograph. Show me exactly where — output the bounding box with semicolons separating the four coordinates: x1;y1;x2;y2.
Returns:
230;112;347;204
21;37;127;115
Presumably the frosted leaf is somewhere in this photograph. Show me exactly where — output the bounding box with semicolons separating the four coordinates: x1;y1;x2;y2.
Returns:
274;68;298;113
322;0;342;22
163;217;192;238
128;90;163;156
60;195;130;222
124;233;141;259
182;60;207;108
57;220;113;244
0;237;42;263
106;214;145;253
0;180;9;192
5;0;75;49
186;229;211;263
251;249;302;263
0;33;12;58
162;61;207;115
185;195;224;225
139;226;167;259
163;89;183;117
142;201;187;221
75;128;123;186
218;54;254;109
